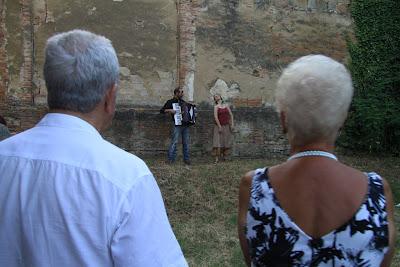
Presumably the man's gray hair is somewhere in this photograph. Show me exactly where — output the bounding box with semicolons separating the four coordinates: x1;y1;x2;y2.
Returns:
275;55;353;145
44;29;119;113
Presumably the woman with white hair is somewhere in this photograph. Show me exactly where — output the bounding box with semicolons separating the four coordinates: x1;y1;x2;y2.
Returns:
238;55;395;266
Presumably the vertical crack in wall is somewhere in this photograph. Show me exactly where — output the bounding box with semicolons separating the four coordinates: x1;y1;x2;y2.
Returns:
177;0;198;102
19;0;34;103
0;0;9;102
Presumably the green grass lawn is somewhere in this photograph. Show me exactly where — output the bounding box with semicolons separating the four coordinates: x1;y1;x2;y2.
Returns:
146;154;400;266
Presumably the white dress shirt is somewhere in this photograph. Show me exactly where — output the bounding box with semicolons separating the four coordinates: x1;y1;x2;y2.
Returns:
0;113;187;267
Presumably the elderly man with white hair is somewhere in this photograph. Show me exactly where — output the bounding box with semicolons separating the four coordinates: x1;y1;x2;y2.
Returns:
238;55;395;266
0;30;187;267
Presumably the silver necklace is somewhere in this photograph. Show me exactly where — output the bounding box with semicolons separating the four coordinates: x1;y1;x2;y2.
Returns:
287;150;338;161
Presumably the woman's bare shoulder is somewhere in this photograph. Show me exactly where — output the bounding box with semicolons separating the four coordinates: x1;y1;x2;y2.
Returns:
240;170;255;187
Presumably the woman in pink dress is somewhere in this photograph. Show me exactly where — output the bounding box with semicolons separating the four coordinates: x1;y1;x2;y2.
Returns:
213;94;234;163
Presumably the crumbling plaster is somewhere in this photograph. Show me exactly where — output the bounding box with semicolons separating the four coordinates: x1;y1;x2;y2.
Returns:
195;0;351;106
32;0;178;106
2;0;352;107
3;0;23;98
0;0;352;156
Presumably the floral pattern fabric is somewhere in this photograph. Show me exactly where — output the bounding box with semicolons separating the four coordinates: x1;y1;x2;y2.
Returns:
246;168;389;267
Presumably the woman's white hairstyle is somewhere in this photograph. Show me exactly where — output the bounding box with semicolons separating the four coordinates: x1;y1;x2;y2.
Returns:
275;55;353;146
44;29;119;113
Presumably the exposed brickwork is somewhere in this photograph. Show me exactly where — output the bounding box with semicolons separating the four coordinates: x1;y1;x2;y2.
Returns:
0;0;351;158
0;0;9;102
177;0;199;101
18;0;33;103
233;97;263;108
104;106;289;158
0;99;47;134
0;102;288;158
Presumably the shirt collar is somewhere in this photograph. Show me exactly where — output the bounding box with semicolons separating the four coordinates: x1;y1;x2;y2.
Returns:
37;113;102;138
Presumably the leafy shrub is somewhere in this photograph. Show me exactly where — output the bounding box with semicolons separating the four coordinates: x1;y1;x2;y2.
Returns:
340;0;400;154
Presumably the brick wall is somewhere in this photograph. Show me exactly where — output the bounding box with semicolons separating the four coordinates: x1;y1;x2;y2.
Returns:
0;100;47;134
233;97;263;108
0;0;34;104
0;0;290;159
1;0;345;158
177;0;198;101
19;0;33;103
104;106;288;158
0;103;288;158
0;0;8;102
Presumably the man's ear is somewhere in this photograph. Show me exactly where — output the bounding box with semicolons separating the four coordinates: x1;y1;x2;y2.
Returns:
280;111;288;134
104;83;117;114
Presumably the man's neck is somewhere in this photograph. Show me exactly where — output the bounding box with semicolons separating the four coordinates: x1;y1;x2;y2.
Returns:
49;109;104;132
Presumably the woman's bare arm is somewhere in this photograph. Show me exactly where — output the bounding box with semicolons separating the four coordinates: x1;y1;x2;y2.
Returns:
227;105;234;128
214;106;221;128
238;171;254;267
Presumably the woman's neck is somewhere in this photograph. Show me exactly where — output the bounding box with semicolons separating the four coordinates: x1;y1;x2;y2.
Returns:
290;143;335;155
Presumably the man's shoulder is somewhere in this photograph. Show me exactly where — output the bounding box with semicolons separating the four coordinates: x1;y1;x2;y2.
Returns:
167;98;178;104
1;127;152;192
0;127;34;153
160;98;177;113
91;139;152;189
100;140;147;168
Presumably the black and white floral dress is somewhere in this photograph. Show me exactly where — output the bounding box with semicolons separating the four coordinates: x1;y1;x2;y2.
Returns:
246;168;389;267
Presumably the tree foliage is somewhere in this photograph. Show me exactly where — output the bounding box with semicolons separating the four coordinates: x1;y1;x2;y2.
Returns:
340;0;400;154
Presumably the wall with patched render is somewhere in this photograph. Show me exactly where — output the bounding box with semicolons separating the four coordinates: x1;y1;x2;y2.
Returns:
195;0;351;105
31;0;178;107
0;0;351;157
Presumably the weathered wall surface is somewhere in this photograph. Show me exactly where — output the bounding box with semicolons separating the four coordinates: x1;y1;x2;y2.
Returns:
0;0;352;157
31;0;178;107
195;0;352;105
